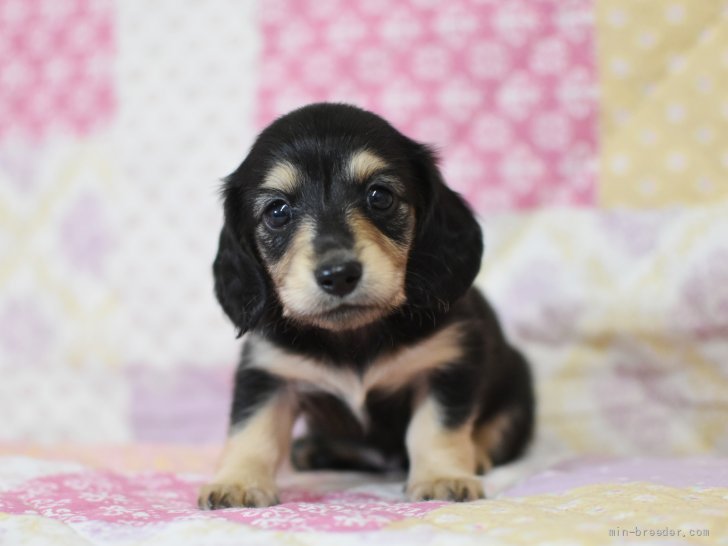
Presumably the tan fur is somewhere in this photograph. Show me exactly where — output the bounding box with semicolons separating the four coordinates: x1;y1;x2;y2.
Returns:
261;161;300;194
348;149;389;182
198;389;297;508
248;323;463;424
264;219;319;316
265;210;414;331
350;210;411;271
472;412;512;473
405;397;483;501
347;210;414;321
362;322;461;395
257;152;414;332
266;216;397;329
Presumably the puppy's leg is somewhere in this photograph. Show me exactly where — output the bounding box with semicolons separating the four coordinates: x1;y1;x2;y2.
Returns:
198;373;296;509
405;396;483;502
473;404;531;473
474;346;535;471
291;435;391;472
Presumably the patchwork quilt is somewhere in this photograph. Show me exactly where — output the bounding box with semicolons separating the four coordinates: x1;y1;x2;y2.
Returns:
1;448;727;545
1;0;727;544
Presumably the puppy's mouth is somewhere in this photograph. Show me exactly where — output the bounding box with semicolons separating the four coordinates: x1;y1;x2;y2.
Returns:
316;303;375;320
296;303;388;331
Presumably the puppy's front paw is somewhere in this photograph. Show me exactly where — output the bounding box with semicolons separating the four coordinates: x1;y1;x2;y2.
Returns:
198;481;280;509
406;476;484;502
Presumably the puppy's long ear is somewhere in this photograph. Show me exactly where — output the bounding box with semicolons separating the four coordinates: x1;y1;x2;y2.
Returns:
213;223;268;337
405;143;483;312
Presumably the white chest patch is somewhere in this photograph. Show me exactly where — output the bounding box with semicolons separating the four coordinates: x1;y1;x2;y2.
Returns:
247;324;463;423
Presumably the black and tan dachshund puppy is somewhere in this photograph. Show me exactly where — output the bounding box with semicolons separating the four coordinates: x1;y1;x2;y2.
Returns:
199;103;534;509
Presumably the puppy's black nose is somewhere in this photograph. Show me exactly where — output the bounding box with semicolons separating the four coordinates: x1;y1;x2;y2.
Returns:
315;261;362;297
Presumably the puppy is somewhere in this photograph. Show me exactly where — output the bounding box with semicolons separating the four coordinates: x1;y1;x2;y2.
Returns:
199;103;534;509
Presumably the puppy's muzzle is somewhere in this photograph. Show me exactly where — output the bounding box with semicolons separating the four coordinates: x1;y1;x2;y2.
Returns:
315;260;362;297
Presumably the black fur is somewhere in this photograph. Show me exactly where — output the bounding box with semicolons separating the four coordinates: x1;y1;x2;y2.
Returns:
213;103;534;478
229;343;283;424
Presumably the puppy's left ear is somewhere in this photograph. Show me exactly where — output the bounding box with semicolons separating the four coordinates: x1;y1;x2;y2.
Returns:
405;142;483;312
213;181;269;339
213;225;268;337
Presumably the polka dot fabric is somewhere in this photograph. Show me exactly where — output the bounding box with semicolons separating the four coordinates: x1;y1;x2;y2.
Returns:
258;0;598;211
598;0;728;206
0;0;114;141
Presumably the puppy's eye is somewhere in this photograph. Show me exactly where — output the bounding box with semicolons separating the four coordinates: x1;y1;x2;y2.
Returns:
367;186;394;211
263;200;292;229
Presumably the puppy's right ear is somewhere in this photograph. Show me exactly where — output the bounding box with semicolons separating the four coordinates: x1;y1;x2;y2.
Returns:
213;224;268;337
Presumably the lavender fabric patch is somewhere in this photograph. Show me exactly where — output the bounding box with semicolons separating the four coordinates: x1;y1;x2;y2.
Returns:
501;456;728;497
127;365;232;443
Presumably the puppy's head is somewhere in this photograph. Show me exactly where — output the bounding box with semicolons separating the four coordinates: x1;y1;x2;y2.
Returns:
214;103;482;334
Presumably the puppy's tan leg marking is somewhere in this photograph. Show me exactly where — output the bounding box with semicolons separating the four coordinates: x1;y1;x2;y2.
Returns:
198;391;296;509
405;397;483;502
472;412;511;474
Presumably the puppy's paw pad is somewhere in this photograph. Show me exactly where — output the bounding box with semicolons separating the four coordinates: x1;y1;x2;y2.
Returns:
407;477;484;502
198;482;279;509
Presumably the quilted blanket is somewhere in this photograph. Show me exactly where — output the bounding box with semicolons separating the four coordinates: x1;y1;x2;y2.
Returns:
1;0;728;544
1;449;727;545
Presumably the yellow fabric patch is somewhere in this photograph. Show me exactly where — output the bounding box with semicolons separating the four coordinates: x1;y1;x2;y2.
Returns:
478;203;728;457
0;142;121;368
598;1;728;207
389;483;728;544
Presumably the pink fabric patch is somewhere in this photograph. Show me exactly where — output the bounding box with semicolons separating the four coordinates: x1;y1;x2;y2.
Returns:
0;0;114;141
258;0;597;211
0;471;445;532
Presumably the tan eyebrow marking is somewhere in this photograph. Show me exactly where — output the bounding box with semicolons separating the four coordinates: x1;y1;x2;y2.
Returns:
348;149;389;183
261;161;300;193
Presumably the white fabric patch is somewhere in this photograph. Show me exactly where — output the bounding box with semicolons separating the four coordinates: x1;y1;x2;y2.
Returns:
111;0;261;369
